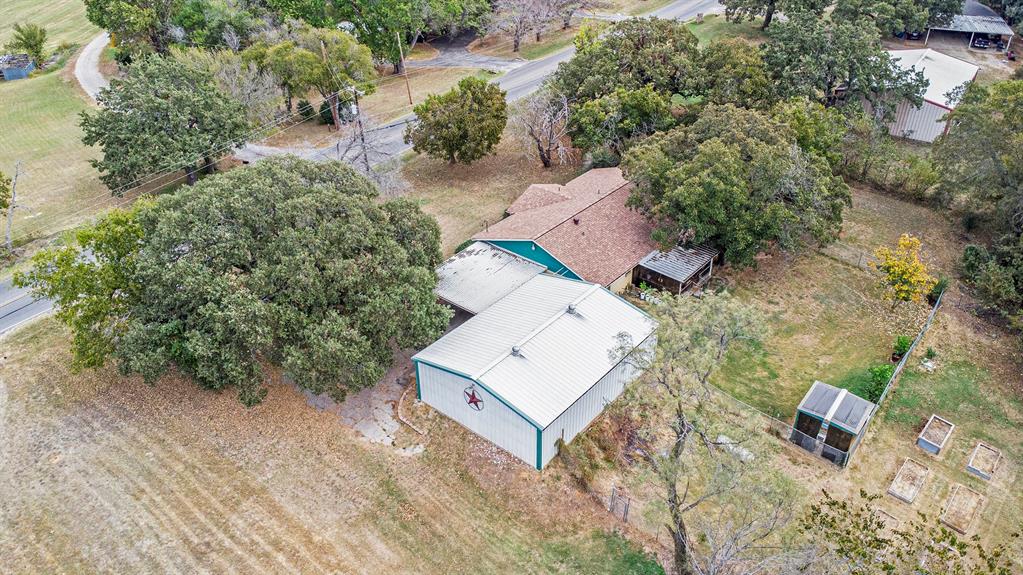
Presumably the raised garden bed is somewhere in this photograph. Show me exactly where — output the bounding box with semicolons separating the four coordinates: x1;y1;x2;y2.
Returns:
966;442;1001;481
940;484;985;534
916;414;955;455
887;458;929;504
875;508;900;530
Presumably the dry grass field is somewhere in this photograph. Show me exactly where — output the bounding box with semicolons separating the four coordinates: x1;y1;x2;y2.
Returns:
0;319;662;574
402;131;581;255
360;68;496;123
712;186;961;419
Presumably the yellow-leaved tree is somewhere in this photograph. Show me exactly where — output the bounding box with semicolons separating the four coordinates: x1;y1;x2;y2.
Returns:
872;234;936;309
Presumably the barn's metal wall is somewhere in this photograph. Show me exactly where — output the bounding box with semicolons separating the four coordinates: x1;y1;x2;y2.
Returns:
539;343;646;468
888;100;948;143
417;362;537;466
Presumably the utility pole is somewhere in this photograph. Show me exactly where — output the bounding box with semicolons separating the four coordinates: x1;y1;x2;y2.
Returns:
352;90;371;173
319;40;341;131
4;161;24;253
396;31;413;106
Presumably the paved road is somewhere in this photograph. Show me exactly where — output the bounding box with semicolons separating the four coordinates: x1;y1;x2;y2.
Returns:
0;277;51;337
234;0;723;164
29;0;722;336
75;32;111;102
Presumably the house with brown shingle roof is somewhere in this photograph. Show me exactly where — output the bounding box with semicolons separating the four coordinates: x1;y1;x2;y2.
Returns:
473;168;662;293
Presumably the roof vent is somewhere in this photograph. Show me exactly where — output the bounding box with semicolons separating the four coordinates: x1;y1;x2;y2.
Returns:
567;303;578;315
573;218;580;225
511;345;522;356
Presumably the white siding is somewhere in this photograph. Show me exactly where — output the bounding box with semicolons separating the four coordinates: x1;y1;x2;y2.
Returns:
607;268;634;294
417;362;538;467
888;100;948;143
539;339;649;468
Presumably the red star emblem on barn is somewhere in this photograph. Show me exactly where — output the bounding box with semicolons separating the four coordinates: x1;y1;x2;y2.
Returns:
464;386;484;411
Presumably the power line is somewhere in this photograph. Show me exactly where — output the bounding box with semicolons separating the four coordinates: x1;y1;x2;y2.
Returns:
10;110;327;242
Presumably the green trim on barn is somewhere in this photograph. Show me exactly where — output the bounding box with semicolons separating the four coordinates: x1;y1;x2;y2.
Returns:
535;427;543;470
484;240;582;280
414;360;422;400
413;357;545;430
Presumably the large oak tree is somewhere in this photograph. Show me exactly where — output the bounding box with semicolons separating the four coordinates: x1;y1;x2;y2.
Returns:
17;157;451;406
622;104;850;266
763;12;926;114
549;17;702;103
81;55;249;191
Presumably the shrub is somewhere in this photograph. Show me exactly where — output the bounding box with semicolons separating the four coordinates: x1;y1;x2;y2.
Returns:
925;347;936;360
928;276;948;303
297;99;315;120
453;239;474;254
589;145;620;168
961;211;982;232
974;260;1021;312
960;244;992;281
862;363;896;403
319;100;335;125
893;335;912;357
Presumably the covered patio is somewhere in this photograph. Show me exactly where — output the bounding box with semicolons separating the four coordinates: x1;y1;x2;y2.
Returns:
632;244;720;295
925;0;1015;52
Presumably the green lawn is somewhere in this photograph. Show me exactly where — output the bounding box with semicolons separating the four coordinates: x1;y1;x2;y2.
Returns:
712;250;926;420
685;14;768;46
471;20;607;61
0;0;100;49
0;72;124;248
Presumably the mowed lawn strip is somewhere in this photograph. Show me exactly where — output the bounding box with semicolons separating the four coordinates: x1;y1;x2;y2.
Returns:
0;0;100;48
0;72;124;246
685;14;768;46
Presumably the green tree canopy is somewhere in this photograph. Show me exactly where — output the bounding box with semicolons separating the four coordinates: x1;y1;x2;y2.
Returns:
722;0;827;29
622;104;850;266
81;55;249;191
549;18;702;104
772;97;847;169
16;157;451;406
699;39;776;109
171;0;259;48
336;0;490;71
568;85;674;156
84;0;179;55
5;22;48;66
832;0;961;32
932;80;1023;233
763;12;927;113
404;76;508;164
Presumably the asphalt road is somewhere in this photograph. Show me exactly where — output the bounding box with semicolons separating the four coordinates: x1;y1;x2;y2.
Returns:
235;0;724;164
13;0;724;337
0;277;51;337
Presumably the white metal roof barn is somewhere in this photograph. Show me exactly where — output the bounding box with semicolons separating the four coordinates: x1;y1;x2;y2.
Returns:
884;49;979;142
433;241;545;314
413;273;656;469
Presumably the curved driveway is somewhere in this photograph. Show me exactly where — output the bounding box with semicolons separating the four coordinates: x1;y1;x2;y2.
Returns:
75;32;111;102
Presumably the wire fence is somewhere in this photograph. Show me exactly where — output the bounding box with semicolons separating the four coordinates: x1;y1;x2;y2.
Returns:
820;241;878;271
